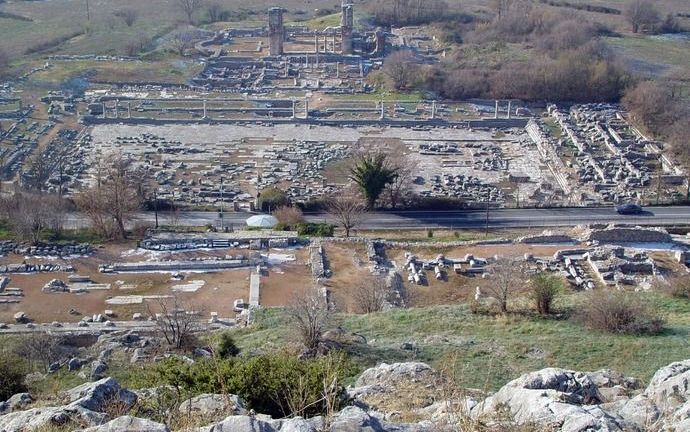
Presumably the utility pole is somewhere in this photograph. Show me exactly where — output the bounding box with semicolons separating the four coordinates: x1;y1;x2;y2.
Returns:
85;0;91;23
514;182;520;208
484;193;490;237
219;177;224;231
153;189;159;229
58;157;64;198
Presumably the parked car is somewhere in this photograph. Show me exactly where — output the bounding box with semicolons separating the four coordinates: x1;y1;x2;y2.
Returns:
615;203;643;215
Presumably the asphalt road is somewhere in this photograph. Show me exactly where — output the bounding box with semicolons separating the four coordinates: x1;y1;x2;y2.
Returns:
65;206;690;230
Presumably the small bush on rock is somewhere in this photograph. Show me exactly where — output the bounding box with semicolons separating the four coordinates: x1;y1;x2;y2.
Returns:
576;290;664;335
152;351;350;418
0;354;27;400
530;273;562;315
296;222;334;237
215;333;240;358
668;277;690;299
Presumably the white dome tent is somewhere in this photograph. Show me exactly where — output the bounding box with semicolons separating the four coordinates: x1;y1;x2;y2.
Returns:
246;214;279;228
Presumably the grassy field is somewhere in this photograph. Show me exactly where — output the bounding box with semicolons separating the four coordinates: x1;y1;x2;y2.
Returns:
605;34;690;75
0;0;341;58
233;292;690;391
25;59;203;86
333;88;426;102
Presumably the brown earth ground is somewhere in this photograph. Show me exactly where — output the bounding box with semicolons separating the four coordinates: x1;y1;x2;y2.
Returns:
0;239;683;323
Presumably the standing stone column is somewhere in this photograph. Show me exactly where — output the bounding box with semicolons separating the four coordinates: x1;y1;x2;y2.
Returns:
494;100;499;119
268;7;284;56
341;3;354;54
507;100;512;119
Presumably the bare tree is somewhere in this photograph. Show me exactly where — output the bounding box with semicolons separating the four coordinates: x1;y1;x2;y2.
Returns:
175;0;204;24
491;0;511;20
383;50;418;90
625;0;660;34
13;333;63;372
170;31;195;56
622;81;680;136
113;8;139;27
22;151;53;193
383;155;413;209
286;285;330;353
0;48;8;76
0;191;65;244
352;276;388;314
74;153;142;240
148;295;205;350
274;205;304;226
484;257;527;313
326;191;366;237
206;2;225;22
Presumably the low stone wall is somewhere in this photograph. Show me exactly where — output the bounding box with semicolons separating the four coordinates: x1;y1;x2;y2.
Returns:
140;231;298;251
100;259;252;273
584;226;672;243
0;263;74;273
0;241;93;257
309;243;328;279
517;233;575;244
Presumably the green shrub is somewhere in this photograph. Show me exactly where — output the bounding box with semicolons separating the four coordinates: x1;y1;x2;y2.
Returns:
296;223;334;237
152;352;350;418
0;354;27;400
530;273;562;315
216;333;240;358
258;187;289;212
668;277;690;299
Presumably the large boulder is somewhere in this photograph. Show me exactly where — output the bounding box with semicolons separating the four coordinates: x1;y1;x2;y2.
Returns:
192;415;275;432
617;359;690;430
329;406;384;432
472;368;626;432
82;415;170;432
90;360;108;380
178;393;246;419
0;405;105;432
328;406;432;432
0;393;33;414
268;416;322;432
355;363;438;388
350;362;441;415
68;357;88;371
65;377;137;412
644;359;690;408
0;406;72;432
586;369;641;403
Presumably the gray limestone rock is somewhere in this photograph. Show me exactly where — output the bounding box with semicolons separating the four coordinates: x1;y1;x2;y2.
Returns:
178;393;246;419
82;415;170;432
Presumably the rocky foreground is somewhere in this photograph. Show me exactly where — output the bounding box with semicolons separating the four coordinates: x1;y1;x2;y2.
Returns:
0;359;688;431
